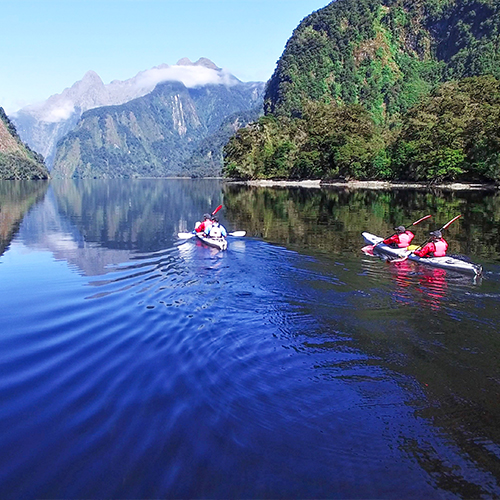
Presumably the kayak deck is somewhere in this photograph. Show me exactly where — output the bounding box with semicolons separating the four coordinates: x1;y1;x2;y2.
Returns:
195;233;228;251
362;232;482;276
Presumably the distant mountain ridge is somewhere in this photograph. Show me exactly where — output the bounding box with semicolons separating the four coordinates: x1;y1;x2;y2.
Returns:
12;58;254;169
0;107;49;179
51;78;264;178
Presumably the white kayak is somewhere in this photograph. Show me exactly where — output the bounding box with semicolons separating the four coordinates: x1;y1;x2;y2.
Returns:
195;233;228;251
362;232;482;276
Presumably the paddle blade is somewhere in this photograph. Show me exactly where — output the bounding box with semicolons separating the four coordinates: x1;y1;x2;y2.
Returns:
361;244;375;256
212;204;223;215
178;232;195;239
412;214;432;225
229;231;246;237
441;214;462;230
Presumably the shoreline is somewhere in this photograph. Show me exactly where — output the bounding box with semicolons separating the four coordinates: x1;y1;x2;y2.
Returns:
230;179;499;191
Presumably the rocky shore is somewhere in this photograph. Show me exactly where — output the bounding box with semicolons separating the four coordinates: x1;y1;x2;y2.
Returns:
230;179;498;191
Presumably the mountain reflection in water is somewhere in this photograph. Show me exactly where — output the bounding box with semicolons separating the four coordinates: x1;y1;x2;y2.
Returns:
0;178;499;499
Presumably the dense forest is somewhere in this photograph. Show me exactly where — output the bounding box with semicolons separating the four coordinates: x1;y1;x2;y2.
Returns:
0;108;49;180
224;0;500;183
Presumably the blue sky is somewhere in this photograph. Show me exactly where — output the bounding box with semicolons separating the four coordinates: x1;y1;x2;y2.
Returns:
1;0;330;114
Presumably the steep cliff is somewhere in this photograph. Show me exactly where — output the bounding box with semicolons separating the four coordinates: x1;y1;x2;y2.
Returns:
0;108;49;180
265;0;500;122
224;0;500;182
52;79;264;178
13;58;263;171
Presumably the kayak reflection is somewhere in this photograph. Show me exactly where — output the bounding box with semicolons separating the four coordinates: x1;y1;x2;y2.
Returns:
391;260;448;311
419;267;448;311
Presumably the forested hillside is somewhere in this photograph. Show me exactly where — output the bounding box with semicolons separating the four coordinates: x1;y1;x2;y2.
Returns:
52;80;264;178
0;108;49;180
181;107;263;177
224;0;500;183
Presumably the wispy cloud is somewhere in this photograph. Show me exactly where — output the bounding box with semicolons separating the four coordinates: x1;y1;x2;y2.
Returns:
136;64;239;89
17;61;241;123
41;101;76;123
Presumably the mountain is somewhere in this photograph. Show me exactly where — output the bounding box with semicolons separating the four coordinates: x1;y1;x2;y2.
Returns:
0;107;49;180
265;0;500;121
51;77;264;178
224;0;500;183
12;58;254;169
182;107;264;178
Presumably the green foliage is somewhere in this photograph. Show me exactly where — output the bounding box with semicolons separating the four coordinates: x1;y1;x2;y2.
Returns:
266;0;500;121
224;102;388;180
391;75;500;182
226;75;500;183
0;108;49;179
226;0;500;183
0;152;49;180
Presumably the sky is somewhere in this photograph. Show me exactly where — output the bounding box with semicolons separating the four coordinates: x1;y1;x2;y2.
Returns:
1;0;331;115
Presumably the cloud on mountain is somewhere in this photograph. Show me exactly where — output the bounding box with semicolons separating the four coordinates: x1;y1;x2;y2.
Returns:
135;64;239;90
15;59;242;124
42;101;76;123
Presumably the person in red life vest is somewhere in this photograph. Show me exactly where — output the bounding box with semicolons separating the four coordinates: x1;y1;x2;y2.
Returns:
414;230;448;258
383;225;415;248
194;214;213;233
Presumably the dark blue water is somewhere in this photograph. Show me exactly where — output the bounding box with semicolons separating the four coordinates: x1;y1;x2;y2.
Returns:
1;179;500;499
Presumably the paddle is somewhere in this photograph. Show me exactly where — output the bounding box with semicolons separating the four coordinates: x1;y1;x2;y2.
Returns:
212;204;222;216
374;214;431;249
178;230;246;239
408;214;432;227
390;214;462;263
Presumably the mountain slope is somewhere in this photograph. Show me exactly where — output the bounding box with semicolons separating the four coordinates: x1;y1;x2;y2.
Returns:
182;106;264;178
52;80;264;178
0;108;49;180
224;0;500;182
12;58;252;169
265;0;500;121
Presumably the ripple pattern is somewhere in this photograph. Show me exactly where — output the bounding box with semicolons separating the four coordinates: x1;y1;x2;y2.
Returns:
0;237;499;499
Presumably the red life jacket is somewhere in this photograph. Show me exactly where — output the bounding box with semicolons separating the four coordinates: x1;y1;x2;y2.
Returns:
196;220;212;233
433;239;448;257
397;231;414;248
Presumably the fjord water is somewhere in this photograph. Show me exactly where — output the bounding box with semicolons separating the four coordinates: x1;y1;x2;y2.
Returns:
1;179;500;499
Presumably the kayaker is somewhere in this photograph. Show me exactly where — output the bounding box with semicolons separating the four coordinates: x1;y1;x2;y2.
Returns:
194;213;213;233
383;226;415;248
206;217;227;239
414;230;448;258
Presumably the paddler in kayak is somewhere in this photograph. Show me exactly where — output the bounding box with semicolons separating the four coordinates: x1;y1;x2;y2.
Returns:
205;217;227;239
414;230;448;258
194;213;213;234
383;226;415;248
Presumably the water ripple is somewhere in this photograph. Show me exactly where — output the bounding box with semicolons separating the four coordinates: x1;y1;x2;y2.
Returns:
1;234;500;498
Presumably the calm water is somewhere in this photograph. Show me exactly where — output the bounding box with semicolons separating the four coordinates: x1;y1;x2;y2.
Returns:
1;179;500;499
